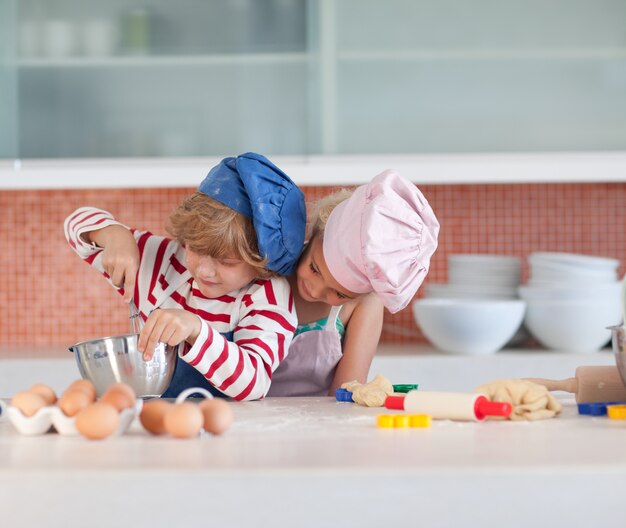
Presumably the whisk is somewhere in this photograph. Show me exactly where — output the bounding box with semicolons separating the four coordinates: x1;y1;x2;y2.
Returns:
129;300;144;335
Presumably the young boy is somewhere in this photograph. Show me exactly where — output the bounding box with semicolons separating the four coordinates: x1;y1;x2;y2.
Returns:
268;170;440;396
64;152;306;400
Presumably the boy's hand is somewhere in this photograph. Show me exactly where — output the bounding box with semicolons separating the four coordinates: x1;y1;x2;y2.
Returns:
139;309;202;361
91;225;140;303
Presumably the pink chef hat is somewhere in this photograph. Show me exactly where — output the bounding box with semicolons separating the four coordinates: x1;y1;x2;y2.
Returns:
323;170;440;314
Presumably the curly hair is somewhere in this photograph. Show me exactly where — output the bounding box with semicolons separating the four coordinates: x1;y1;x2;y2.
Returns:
167;192;270;276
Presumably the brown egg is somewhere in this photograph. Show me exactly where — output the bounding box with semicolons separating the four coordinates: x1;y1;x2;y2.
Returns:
140;400;172;435
58;389;92;417
11;391;47;417
199;399;234;435
163;402;204;439
28;383;57;405
105;382;136;402
67;380;97;401
75;402;120;440
100;388;134;412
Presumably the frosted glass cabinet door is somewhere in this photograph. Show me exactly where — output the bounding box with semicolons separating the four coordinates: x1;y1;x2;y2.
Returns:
4;0;626;160
12;0;309;158
328;0;626;154
0;1;18;158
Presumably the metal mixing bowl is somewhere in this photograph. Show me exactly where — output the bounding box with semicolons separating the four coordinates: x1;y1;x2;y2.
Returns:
69;334;177;397
608;325;626;387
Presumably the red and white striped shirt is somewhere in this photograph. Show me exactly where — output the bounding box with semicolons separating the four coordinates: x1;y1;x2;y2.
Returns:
64;207;296;401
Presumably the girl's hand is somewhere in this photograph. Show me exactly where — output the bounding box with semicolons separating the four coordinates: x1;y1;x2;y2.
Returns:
91;225;140;303
138;309;202;361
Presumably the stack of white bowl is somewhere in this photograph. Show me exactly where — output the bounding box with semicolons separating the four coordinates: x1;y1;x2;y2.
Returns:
431;254;522;299
413;254;526;355
519;252;622;353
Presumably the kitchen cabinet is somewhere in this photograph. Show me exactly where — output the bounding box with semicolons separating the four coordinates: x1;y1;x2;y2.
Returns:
5;0;310;159
2;0;626;185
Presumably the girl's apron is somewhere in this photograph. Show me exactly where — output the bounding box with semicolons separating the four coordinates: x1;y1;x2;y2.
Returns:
267;305;343;397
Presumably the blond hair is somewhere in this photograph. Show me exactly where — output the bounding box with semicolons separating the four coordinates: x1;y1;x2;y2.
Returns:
167;192;270;276
308;188;354;239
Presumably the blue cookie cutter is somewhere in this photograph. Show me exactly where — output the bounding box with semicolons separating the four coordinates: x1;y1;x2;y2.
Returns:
577;401;626;416
335;388;353;402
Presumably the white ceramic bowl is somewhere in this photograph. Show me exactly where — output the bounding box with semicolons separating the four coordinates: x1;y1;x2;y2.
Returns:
529;266;617;284
448;254;522;269
447;254;522;290
529;252;619;272
519;281;622;302
412;299;526;355
448;270;521;288
425;283;518;300
523;298;621;353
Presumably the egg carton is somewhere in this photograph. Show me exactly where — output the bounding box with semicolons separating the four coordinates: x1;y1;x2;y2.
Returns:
0;399;143;436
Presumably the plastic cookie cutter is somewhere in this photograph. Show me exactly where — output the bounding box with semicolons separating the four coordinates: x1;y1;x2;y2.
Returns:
607;404;626;420
376;414;431;429
336;384;420;402
577;401;626;416
335;388;353;402
392;384;419;393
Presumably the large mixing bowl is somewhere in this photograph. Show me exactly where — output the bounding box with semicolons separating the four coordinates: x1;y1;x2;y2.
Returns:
412;298;526;355
69;334;178;397
608;325;626;387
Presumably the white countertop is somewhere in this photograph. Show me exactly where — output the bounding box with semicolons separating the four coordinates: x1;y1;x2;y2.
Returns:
0;345;626;528
1;345;623;526
1;395;625;528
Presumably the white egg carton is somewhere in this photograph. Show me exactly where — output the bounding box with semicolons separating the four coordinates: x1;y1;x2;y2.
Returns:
0;399;143;436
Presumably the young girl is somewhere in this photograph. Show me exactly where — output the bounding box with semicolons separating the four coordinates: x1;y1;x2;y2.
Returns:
268;170;440;396
64;152;306;401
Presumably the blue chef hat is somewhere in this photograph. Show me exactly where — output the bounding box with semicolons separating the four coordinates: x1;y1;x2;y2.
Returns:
198;152;306;276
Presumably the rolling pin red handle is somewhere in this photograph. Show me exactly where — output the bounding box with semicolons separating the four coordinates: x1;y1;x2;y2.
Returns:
474;396;512;420
386;395;408;410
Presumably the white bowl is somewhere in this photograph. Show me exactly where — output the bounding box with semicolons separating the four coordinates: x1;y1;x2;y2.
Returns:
448;270;521;288
426;283;518;300
529;265;617;284
527;278;616;288
412;299;526;355
519;281;622;302
523;298;621;353
449;254;522;269
447;254;522;288
529;252;619;272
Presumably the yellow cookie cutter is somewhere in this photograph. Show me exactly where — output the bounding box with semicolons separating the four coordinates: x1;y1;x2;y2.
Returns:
376;414;431;428
607;404;626;420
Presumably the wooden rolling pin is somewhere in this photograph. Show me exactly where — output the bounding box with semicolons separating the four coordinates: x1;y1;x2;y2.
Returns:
385;391;512;421
526;366;626;403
